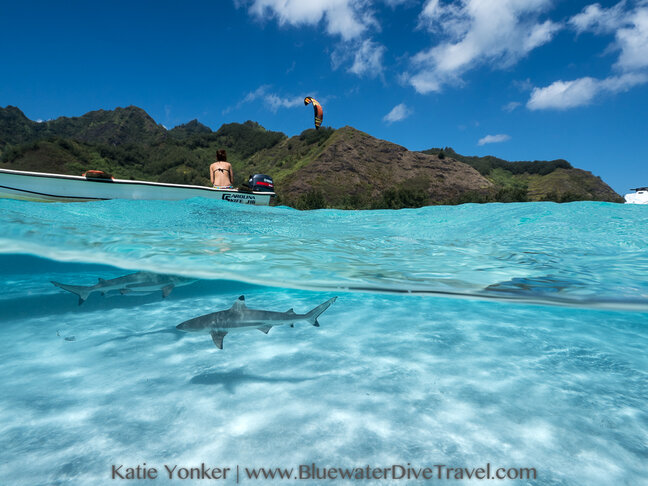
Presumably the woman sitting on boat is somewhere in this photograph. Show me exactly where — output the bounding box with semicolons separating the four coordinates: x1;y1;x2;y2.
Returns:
210;149;234;189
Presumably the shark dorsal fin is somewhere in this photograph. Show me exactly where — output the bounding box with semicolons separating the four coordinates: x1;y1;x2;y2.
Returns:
98;278;106;284
286;308;296;315
230;295;246;311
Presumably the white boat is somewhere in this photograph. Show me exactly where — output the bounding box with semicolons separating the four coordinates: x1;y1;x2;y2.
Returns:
624;187;648;204
0;168;274;205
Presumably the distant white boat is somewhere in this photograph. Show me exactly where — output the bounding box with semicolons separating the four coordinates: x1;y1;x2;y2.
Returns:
0;168;274;205
624;187;648;204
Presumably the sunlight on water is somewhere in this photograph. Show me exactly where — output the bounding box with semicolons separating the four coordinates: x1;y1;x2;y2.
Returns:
0;199;647;485
1;198;647;309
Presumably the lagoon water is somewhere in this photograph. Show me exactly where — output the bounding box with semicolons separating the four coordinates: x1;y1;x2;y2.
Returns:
0;198;646;485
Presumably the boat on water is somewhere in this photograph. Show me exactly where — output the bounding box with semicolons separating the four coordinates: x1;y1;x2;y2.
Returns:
624;187;648;204
0;168;275;205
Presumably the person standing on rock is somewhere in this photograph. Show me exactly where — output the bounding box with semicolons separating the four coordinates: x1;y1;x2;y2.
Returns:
210;149;234;189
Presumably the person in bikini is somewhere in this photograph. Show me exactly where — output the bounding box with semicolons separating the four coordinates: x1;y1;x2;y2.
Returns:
210;149;234;189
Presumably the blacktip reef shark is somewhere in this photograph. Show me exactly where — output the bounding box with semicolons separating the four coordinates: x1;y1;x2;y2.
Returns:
176;295;338;349
51;272;196;305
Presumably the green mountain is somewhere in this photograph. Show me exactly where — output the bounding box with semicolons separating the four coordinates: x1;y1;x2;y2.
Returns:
168;119;212;139
0;105;623;208
0;107;285;186
423;147;623;203
0;105;166;148
0;106;36;146
245;126;493;208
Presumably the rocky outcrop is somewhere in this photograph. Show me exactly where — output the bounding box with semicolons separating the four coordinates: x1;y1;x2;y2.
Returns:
280;126;492;206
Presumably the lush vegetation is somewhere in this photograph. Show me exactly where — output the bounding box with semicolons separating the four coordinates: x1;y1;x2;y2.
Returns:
423;147;572;176
423;147;622;204
0;107;287;187
0;105;622;208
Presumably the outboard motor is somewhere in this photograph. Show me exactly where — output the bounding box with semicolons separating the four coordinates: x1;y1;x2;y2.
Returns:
248;174;274;192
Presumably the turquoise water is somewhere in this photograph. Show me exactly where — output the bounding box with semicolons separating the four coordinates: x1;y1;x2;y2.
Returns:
0;198;646;485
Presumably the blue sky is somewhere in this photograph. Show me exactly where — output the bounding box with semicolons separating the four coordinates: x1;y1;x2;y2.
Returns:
1;0;647;194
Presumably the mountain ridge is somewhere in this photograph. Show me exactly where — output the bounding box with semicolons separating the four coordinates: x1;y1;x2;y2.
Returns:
0;105;623;208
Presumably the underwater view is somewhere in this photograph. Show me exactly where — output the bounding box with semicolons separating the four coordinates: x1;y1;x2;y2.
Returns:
0;198;647;485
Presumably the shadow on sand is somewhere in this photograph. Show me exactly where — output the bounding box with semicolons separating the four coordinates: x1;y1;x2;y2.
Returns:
190;367;317;393
97;327;186;345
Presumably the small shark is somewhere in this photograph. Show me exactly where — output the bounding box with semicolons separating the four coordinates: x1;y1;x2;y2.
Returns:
176;295;337;349
51;272;196;305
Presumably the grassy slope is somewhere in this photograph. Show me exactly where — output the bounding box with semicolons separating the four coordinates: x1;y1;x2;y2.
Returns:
243;128;335;182
255;127;496;209
0;106;623;207
424;147;623;203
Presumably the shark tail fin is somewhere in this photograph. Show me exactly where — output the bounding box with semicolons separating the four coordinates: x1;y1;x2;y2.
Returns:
161;284;174;298
304;297;337;327
51;281;92;306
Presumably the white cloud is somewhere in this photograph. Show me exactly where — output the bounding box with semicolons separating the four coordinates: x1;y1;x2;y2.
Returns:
569;2;628;34
242;0;387;78
349;39;386;77
600;71;648;89
530;1;648;111
528;77;600;110
513;78;534;92
503;101;522;112
523;19;560;51
569;1;648;71
224;85;305;114
241;85;270;104
264;93;304;111
478;134;511;146
245;0;370;41
527;73;648;110
383;103;412;123
409;0;561;93
615;6;648;70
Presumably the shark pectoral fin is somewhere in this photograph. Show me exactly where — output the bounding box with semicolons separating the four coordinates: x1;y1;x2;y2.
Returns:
258;325;273;334
120;289;132;295
230;295;246;312
210;331;227;349
162;284;174;298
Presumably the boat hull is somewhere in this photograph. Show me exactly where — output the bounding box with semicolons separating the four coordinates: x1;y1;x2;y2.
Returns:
624;191;648;204
0;169;273;205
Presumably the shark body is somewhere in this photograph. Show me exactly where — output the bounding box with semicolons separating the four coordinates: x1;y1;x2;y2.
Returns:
176;295;337;349
51;272;196;305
